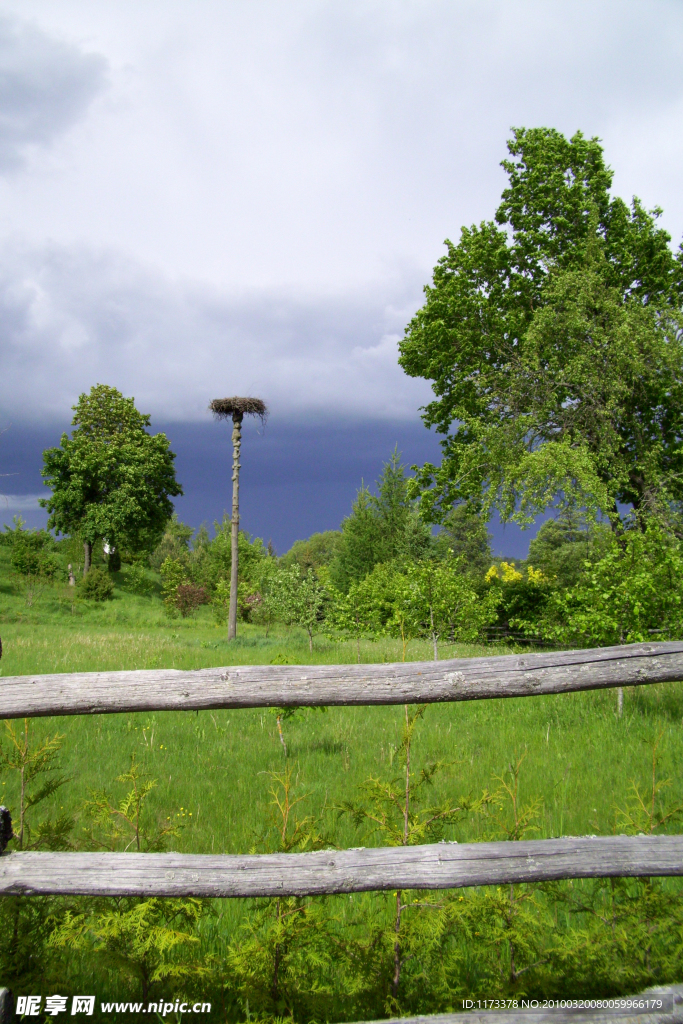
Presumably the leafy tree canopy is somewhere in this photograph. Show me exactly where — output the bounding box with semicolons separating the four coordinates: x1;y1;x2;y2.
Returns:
281;530;342;572
330;449;431;591
433;502;492;575
399;127;683;530
41;384;182;552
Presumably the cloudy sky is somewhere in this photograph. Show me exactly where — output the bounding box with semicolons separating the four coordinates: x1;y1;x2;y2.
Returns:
1;0;682;552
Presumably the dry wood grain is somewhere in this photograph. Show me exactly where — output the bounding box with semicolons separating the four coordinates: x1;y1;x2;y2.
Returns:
2;835;682;898
1;642;683;720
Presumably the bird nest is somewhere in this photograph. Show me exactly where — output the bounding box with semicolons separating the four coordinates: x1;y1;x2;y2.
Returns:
209;397;267;421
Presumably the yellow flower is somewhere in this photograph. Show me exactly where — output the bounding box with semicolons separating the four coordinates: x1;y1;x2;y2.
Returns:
500;562;523;584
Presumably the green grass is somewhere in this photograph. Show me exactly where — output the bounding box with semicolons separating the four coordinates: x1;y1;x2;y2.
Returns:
3;556;682;856
2;548;683;1015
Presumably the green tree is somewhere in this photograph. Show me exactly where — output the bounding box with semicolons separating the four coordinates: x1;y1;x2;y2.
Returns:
149;515;194;572
270;564;328;651
399;128;683;532
281;530;342;572
331;450;432;591
41;385;182;575
542;525;683;650
527;511;611;588
433;502;492;575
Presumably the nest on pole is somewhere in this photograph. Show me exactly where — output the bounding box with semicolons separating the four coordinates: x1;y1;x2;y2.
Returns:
209;397;267;422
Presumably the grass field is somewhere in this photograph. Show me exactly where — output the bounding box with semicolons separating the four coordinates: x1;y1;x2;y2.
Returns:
2;549;683;1017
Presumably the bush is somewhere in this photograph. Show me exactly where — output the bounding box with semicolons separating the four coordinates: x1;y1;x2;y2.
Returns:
124;562;153;594
10;541;58;579
175;583;209;617
76;567;115;601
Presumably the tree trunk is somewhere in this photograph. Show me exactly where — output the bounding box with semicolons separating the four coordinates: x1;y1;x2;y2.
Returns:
228;414;242;641
430;606;438;661
83;541;92;576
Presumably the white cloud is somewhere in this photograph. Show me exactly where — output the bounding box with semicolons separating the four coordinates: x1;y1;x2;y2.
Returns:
0;493;44;511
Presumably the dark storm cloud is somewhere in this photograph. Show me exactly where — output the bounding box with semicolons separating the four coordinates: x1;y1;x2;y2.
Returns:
0;241;432;424
0;15;107;169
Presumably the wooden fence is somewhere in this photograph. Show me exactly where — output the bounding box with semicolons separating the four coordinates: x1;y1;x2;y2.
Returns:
2;641;683;1023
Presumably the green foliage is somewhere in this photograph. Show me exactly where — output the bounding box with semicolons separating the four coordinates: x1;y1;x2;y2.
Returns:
484;561;553;639
614;732;683;836
433;502;492;575
326;575;381;662
0;514;27;544
0;719;73;852
41;383;182;553
343;706;482;848
227;767;341;1020
0;720;74;992
281;530;342;572
10;536;58;579
149;515;194;571
527;512;611;589
269;564;328;651
81;754;182;853
76;566;115;602
344;558;493;660
399;128;683;530
542;525;683;646
123;561;154;595
330;450;432;591
192;519;268;594
52;898;210;1004
159;556;189;614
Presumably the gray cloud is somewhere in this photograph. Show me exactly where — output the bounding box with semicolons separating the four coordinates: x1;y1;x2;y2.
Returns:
0;2;681;431
0;15;107;169
0;240;432;424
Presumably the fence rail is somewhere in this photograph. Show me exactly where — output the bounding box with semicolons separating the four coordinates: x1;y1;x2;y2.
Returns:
2;642;683;720
2;835;683;898
3;643;683;1024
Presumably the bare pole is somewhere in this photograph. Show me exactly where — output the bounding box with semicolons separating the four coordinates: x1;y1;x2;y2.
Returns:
229;412;243;641
209;396;267;643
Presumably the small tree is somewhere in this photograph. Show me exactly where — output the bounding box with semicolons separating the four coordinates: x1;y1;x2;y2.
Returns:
209;398;267;640
271;564;327;652
41;385;182;576
327;577;380;662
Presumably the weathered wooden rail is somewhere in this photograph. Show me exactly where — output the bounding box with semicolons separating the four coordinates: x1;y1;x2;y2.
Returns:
2;643;683;1022
1;641;682;719
2;835;683;898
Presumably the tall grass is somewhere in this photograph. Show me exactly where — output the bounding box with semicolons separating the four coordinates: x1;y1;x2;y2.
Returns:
2;549;683;1013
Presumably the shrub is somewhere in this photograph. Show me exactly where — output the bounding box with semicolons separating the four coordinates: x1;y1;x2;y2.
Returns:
175;583;209;617
124;562;153;594
10;542;58;579
159;556;189;614
76;567;114;601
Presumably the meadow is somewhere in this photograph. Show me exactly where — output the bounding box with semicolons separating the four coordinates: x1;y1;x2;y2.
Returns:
2;547;683;1019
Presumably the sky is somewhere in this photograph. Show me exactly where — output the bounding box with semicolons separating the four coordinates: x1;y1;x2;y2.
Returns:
1;0;682;554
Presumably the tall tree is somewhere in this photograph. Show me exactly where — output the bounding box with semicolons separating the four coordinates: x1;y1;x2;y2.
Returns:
331;450;431;591
434;502;492;574
399;128;683;532
41;385;182;574
209;397;267;640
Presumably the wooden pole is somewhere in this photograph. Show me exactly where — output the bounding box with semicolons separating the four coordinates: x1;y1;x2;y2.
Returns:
228;412;242;641
2;835;682;898
1;642;682;721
